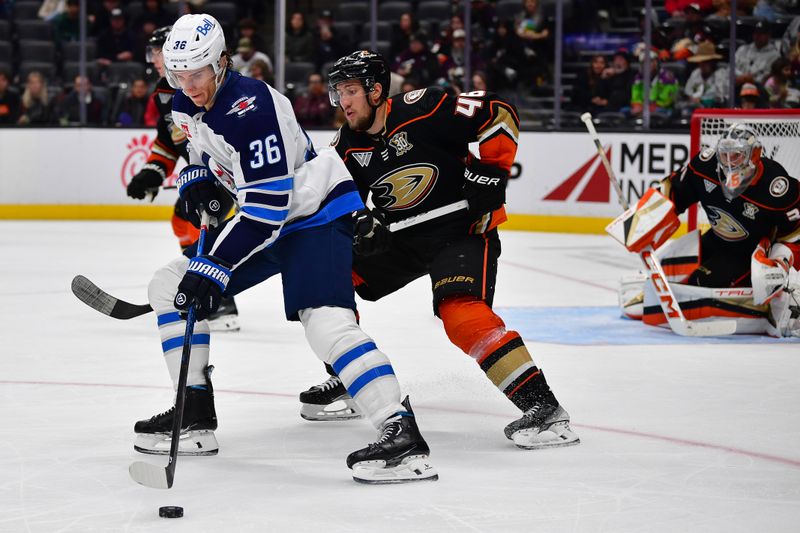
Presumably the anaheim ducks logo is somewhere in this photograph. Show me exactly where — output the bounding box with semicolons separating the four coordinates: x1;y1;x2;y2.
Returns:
372;163;439;210
706;205;749;241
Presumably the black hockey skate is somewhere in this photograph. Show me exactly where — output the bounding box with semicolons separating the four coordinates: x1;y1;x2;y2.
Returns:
299;375;362;421
207;296;240;332
347;396;438;484
134;366;219;456
504;397;580;450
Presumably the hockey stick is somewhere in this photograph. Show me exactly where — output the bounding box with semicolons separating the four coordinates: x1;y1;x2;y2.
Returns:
128;211;210;489
581;113;736;336
71;275;153;319
387;200;470;232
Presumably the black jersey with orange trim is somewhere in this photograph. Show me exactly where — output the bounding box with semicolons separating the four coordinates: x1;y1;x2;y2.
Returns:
332;86;519;233
148;77;188;176
663;149;800;261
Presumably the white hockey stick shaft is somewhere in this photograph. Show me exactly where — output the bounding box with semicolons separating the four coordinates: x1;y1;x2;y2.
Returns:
580;113;736;336
387;200;470;233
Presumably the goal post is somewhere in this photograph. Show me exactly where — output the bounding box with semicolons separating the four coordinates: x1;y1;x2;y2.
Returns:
688;108;800;230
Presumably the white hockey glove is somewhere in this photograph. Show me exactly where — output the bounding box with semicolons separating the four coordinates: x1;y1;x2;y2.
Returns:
751;238;795;305
606;188;679;253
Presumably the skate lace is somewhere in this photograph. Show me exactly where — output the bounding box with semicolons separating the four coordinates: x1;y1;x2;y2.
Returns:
522;401;546;421
150;406;175;421
374;416;402;446
316;375;342;392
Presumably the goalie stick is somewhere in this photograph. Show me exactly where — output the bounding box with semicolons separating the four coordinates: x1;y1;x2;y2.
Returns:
71;200;470;320
581;112;736;337
128;211;210;490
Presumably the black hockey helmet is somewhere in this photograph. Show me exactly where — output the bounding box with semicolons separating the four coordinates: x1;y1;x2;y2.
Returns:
327;50;390;107
148;25;172;49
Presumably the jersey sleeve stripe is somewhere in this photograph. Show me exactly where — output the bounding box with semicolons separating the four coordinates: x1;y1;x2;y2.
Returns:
243;190;290;207
241;204;289;222
478;106;519;144
281;190;364;237
479;101;520;132
240;177;294;192
386;93;448;138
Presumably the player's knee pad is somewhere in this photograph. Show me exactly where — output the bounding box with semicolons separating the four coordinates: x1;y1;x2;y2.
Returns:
439;296;513;359
148;257;189;311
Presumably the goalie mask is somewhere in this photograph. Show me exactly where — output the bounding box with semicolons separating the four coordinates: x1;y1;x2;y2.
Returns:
716;123;762;200
162;14;227;91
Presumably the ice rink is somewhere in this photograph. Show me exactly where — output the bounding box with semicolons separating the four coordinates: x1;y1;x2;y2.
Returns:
2;220;799;532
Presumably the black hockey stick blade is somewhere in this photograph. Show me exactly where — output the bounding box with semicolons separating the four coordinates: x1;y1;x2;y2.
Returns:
71;275;153;319
129;460;173;489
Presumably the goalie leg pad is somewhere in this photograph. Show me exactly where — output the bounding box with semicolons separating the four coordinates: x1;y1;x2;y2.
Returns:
148;257;211;388
134;430;219;456
299;306;402;428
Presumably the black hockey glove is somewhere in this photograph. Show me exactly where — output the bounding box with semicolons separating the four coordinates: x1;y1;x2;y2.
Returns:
462;160;509;217
174;255;232;321
176;165;225;228
127;163;166;200
353;208;391;256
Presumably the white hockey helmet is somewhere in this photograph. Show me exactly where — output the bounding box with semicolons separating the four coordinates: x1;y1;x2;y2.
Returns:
163;14;226;89
716;123;762;200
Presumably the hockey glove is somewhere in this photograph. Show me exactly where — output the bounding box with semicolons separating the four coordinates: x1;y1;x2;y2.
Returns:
752;238;793;305
353;208;391;256
462;160;508;217
127;163;166;200
175;255;232;321
176;165;225;228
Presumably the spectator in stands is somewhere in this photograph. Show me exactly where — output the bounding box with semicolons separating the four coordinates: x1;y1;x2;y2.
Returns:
38;0;67;21
232;37;274;79
631;49;680;117
601;49;635;112
237;18;267;54
788;24;800;86
55;75;106;125
292;72;333;128
393;33;442;87
735;20;782;85
52;0;83;43
764;56;798;107
514;0;551;85
116;78;150;126
739;82;762;108
571;54;610;113
286;11;314;63
484;19;529;93
707;0;757;20
91;0;121;37
664;0;712;16
0;69;21;124
472;70;490;92
682;41;729;110
439;14;466;56
132;0;170;34
390;12;419;61
17;72;53;125
248;59;272;83
440;29;485;91
96;8;136;66
314;20;346;71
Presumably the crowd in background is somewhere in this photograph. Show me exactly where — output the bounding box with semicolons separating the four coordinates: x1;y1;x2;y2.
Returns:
0;0;799;129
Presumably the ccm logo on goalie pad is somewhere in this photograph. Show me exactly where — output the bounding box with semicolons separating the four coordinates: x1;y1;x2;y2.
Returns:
642;250;681;318
464;169;501;186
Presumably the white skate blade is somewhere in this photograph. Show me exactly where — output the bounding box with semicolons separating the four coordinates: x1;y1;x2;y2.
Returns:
134;430;219;456
208;314;240;332
512;421;581;450
351;455;438;484
300;399;363;421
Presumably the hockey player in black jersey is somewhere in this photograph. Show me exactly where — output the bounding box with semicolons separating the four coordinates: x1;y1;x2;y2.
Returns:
300;50;580;450
613;123;800;336
124;26;240;333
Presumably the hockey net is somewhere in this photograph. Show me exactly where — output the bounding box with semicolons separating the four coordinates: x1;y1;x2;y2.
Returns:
689;109;800;229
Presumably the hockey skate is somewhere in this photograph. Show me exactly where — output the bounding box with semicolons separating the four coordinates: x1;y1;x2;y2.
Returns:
300;375;362;421
207;296;240;332
134;366;219;456
504;399;580;450
347;397;438;484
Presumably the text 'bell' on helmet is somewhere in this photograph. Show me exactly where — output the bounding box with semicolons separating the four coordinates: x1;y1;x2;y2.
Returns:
163;14;226;89
327;50;390;107
716;123;762;200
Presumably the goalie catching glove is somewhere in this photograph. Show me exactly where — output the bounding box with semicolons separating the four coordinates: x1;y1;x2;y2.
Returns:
606;188;680;253
751;238;795;305
175;255;232;321
462;158;508;217
353;208;391;256
176;165;227;228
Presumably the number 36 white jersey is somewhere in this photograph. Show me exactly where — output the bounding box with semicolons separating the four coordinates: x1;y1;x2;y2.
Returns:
171;71;363;268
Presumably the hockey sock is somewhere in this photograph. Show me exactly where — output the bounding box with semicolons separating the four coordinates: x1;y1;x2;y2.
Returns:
149;257;211;389
299;306;403;428
171;212;200;250
439;296;554;410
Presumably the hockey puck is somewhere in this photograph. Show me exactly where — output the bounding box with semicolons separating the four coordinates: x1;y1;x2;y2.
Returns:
158;506;184;518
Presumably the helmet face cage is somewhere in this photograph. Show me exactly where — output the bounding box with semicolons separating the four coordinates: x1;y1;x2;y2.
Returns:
163;14;226;90
327;50;390;107
716;124;761;200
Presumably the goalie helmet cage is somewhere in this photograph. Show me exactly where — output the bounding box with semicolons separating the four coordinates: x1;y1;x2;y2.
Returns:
688;108;800;230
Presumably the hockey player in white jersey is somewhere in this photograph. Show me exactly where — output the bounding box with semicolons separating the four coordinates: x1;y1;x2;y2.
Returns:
134;14;437;484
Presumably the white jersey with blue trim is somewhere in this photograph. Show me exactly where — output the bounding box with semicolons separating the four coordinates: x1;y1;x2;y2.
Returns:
171;71;363;268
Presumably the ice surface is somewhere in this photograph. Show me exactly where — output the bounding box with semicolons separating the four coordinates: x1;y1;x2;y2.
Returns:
1;221;798;532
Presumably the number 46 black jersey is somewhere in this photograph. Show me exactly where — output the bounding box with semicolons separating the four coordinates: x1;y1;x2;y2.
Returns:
332;86;519;234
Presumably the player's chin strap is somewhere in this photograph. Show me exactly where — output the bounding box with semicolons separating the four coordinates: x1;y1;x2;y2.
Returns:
581;112;737;337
